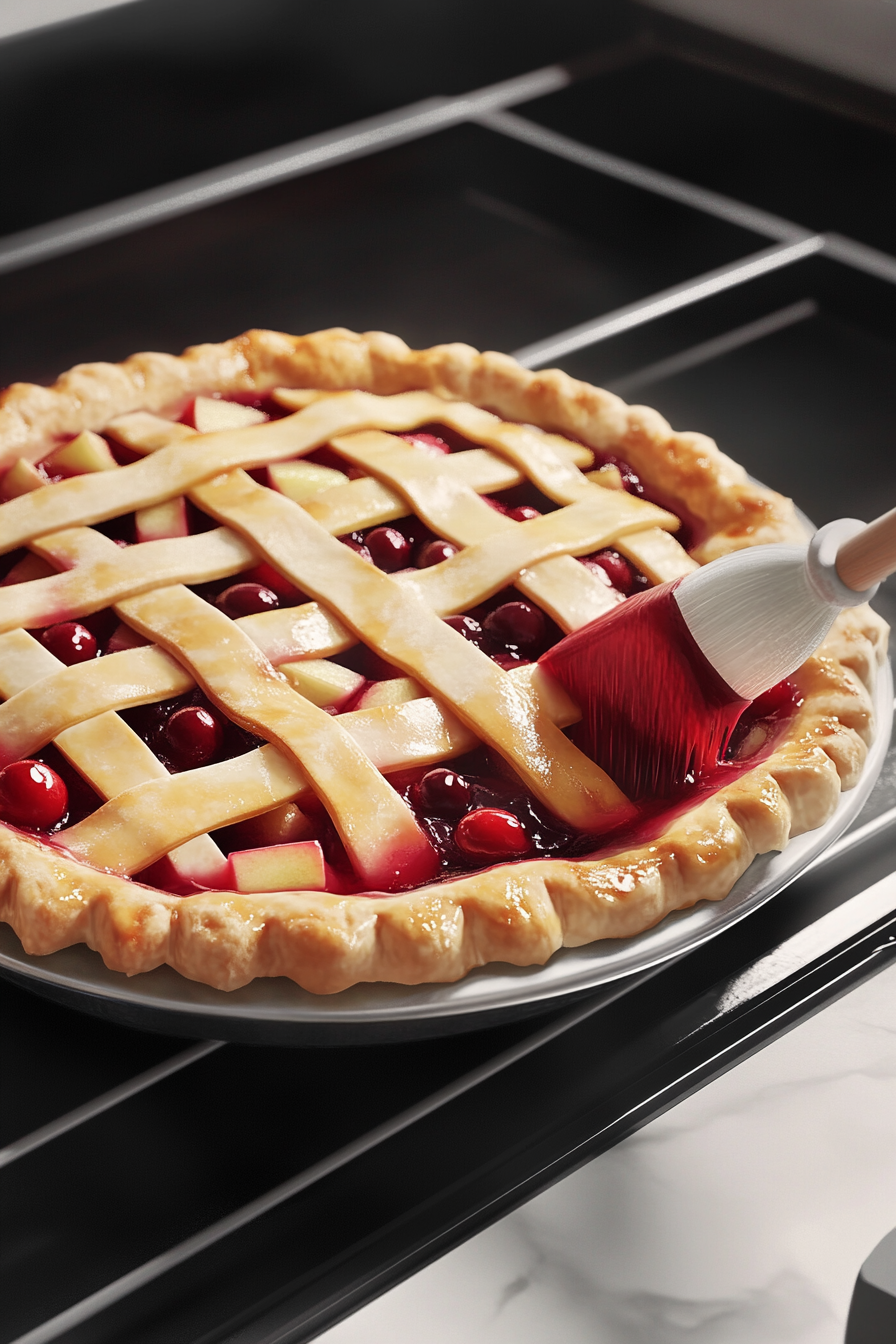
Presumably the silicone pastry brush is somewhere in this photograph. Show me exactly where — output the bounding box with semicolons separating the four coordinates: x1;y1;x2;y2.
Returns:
539;508;896;801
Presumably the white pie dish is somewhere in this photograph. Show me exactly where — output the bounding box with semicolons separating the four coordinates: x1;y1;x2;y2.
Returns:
0;659;889;1044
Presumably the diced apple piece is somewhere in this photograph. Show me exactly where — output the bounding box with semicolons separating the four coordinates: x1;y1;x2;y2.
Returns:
271;387;326;410
135;496;189;542
2;457;46;499
268;460;350;503
586;464;624;491
237;802;315;848
280;658;365;709
0;552;56;586
193;396;267;433
354;677;425;710
230;839;327;893
46;430;118;476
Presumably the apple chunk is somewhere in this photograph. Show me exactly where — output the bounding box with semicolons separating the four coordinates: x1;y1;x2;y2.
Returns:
2;457;46;499
269;460;349;503
46;430;117;476
135;495;189;542
230;839;327;893
280;658;364;709
192;396;268;433
235;802;315;848
354;677;424;710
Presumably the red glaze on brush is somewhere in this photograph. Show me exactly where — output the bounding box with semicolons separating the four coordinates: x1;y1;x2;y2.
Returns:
538;579;749;801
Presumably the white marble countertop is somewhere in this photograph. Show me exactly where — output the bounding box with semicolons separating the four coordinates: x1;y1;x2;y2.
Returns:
322;960;896;1344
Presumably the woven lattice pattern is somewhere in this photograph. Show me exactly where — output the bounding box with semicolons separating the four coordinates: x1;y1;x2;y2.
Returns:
0;387;696;894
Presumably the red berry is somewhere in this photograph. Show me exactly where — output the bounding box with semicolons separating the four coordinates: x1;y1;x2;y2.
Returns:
417;539;459;568
165;706;224;767
342;538;373;563
508;505;541;522
40;621;97;665
491;651;528;670
216;583;280;619
455;808;532;861
418;768;472;817
483;601;547;654
398;431;451;456
242;562;304;605
483;497;510;515
0;760;68;829
582;549;635;595
366;526;413;572
444;614;485;646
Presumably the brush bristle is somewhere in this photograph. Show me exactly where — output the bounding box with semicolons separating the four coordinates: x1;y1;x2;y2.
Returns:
539;581;750;801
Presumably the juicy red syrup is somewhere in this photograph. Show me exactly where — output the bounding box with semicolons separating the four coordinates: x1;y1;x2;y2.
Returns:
540;580;752;802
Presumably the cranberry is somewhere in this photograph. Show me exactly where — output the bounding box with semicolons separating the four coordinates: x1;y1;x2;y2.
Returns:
398;431;451;456
40;621;97;665
341;538;373;563
444;614;485;646
455;807;532;861
0;760;68;829
582;549;635;595
417;539;459;568
483;601;547;654
491;651;528;670
366;527;413;572
242;562;304;605
418;768;473;817
216;583;280;619
508;505;541;522
165;706;224;767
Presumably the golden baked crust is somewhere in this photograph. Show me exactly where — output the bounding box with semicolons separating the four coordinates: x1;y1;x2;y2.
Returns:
0;328;888;993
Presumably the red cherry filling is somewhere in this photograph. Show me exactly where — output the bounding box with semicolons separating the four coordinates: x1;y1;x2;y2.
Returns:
581;548;635;595
366;526;413;572
455;807;532;861
164;706;224;768
0;760;68;829
417;539;459;568
483;601;547;655
341;537;373;563
242;562;304;605
40;621;97;665
444;614;485;646
508;505;541;522
216;583;280;618
418;768;473;817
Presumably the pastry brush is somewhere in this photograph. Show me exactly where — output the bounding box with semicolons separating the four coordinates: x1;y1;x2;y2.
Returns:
538;508;896;801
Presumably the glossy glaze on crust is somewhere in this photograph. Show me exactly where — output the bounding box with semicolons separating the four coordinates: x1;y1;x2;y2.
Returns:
0;330;888;993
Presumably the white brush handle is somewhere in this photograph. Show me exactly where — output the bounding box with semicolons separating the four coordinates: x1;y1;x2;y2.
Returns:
675;507;894;702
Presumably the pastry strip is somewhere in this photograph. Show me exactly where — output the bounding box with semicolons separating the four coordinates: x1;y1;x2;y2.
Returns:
191;469;632;829
57;664;582;875
330;431;669;630
0;390;450;554
116;584;436;889
401;492;675;615
0;628;227;884
0;529;255;633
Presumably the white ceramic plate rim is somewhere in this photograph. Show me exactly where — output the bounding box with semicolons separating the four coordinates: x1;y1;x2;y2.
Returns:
0;662;891;1025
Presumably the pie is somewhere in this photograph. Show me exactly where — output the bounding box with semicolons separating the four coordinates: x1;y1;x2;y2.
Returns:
0;328;887;994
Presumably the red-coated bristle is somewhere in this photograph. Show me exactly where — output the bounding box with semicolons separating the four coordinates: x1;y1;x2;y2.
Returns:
538;581;750;801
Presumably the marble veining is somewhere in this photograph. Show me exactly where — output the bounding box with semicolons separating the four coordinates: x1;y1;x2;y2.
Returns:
321;962;896;1343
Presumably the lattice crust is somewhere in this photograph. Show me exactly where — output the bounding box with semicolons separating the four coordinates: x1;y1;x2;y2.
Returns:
0;328;888;995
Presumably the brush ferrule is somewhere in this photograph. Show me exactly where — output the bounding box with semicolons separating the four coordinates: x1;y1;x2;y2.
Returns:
807;519;879;606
